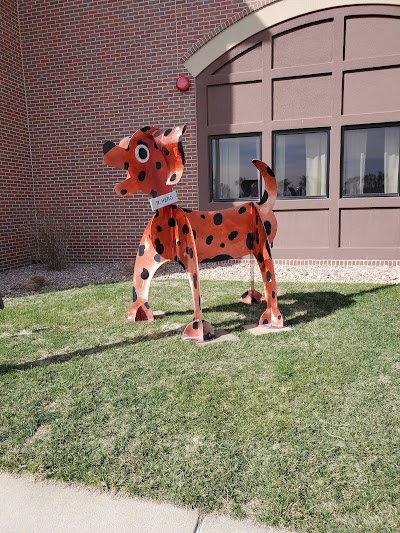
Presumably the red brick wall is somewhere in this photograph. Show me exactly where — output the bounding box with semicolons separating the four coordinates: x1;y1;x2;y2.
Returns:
0;0;34;271
14;0;269;264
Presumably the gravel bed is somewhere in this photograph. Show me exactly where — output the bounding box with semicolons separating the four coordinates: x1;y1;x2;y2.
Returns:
1;260;399;302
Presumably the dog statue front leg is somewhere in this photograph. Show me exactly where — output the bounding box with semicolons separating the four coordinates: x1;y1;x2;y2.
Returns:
128;220;169;322
172;208;215;343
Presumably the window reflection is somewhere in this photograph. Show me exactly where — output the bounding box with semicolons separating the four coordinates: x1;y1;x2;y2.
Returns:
211;135;261;200
342;125;400;196
274;130;329;198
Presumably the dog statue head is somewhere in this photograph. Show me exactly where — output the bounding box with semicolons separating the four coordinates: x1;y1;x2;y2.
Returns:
103;125;186;198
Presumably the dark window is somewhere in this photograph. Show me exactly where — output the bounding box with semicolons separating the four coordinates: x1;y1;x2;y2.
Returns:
210;134;261;201
342;124;400;196
273;130;329;198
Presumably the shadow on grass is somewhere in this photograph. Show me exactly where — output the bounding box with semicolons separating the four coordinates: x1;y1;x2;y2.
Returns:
1;284;396;375
0;328;180;375
169;283;398;330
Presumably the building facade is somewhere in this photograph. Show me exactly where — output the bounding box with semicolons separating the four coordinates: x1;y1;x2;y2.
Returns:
1;0;400;271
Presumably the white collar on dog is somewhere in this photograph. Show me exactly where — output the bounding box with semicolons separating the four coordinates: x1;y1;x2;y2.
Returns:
149;191;178;211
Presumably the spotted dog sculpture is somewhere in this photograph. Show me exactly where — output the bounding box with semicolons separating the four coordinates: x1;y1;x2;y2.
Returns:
103;125;284;343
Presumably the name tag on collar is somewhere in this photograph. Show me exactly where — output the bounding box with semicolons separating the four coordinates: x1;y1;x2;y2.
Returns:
149;191;178;211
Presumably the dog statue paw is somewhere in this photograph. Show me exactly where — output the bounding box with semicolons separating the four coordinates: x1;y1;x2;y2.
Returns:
128;302;154;322
183;319;215;343
241;289;265;305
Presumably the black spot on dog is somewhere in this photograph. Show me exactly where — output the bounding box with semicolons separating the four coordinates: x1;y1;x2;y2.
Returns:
263;319;269;325
178;137;186;165
154;142;159;150
266;271;272;282
177;240;181;246
138;245;145;256
155;238;164;254
228;231;238;241
182;208;192;213
182;224;189;234
164;128;172;136
103;140;116;155
267;165;275;177
241;291;248;299
171;205;177;209
169;173;177;182
156;161;162;170
162;147;169;156
138;147;147;160
137;140;148;147
120;189;127;195
258;252;263;263
154;254;161;262
272;291;276;298
265;240;272;258
246;233;254;250
258;190;269;205
151;190;157;198
138;171;146;181
140;126;151;132
124;162;129;170
264;220;272;236
193;230;196;240
193;273;198;289
186;246;193;258
132;287;137;302
154;210;159;218
213;213;222;225
255;229;260;244
278;315;282;320
201;254;233;263
157;225;162;232
238;206;246;214
174;256;185;270
200;214;206;219
144;301;150;309
141;268;149;280
206;235;213;245
193;321;199;330
168;218;176;227
220;243;225;248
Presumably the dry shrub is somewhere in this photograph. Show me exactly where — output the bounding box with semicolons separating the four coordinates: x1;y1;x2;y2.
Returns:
37;210;69;270
123;260;134;276
14;274;47;291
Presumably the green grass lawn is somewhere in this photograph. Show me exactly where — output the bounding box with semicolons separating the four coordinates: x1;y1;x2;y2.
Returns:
0;279;399;532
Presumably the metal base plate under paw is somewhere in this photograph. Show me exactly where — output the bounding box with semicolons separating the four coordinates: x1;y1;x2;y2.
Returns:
244;324;292;336
197;329;239;345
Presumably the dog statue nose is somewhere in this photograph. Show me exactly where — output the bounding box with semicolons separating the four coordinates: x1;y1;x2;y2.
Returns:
103;140;116;155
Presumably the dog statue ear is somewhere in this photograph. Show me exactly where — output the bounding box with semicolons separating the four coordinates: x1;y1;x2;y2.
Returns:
151;125;186;186
103;138;129;170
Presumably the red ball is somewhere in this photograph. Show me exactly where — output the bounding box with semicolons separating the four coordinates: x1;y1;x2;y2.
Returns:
176;76;190;92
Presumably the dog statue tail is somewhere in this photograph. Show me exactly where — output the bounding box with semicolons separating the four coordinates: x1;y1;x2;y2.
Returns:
252;159;278;243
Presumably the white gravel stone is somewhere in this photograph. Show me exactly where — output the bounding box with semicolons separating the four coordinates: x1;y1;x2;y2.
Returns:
1;260;399;302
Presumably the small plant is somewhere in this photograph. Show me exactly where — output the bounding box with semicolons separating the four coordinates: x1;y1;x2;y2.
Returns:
14;274;47;291
36;210;69;270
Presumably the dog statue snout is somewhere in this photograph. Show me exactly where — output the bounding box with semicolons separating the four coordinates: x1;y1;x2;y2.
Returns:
103;140;116;155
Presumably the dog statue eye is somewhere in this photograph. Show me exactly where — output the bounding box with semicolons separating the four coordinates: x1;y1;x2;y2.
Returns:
135;145;150;163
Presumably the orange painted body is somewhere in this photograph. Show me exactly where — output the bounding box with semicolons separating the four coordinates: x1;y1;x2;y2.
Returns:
103;125;284;343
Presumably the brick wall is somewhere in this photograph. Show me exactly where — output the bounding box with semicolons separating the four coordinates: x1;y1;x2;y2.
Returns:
0;0;34;270
13;0;270;265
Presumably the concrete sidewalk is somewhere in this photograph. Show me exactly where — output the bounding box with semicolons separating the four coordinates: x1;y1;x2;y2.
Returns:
0;472;284;533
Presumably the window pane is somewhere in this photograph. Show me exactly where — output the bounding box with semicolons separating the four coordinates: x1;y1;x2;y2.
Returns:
274;131;328;197
342;125;400;195
211;135;261;200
